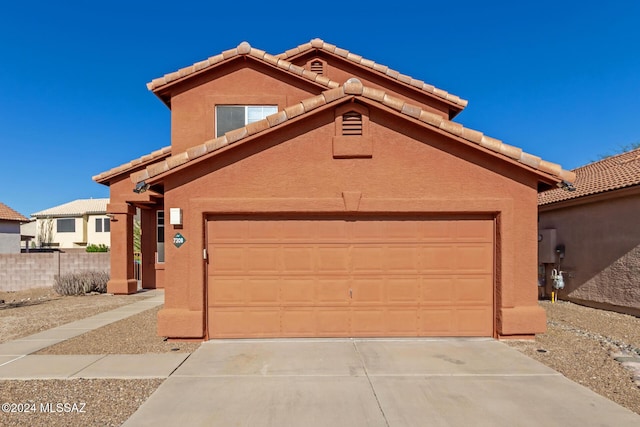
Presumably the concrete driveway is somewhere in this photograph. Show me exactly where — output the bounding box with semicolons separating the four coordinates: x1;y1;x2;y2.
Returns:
123;338;640;426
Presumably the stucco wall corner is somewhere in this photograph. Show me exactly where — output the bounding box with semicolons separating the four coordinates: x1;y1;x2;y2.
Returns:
498;305;547;336
157;308;205;339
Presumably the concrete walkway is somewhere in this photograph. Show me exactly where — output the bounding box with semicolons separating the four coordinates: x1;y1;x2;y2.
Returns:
0;289;189;379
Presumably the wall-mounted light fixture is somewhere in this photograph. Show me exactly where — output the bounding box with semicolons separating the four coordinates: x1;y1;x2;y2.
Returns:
169;208;183;225
133;181;150;194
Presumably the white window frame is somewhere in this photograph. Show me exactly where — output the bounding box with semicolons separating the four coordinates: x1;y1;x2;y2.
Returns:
215;105;277;138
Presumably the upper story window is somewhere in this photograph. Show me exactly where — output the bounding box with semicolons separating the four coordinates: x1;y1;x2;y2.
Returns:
57;218;75;233
215;105;277;138
95;218;110;233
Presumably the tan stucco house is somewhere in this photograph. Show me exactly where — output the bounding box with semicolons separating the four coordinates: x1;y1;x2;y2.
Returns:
538;148;640;315
32;198;111;249
94;39;575;340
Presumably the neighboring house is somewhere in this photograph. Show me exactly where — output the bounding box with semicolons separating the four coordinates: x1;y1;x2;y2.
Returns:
0;202;29;253
538;148;640;315
31;198;110;249
20;219;36;250
94;39;574;341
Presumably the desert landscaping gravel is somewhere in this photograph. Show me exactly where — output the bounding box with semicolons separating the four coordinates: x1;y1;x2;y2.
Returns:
2;287;640;426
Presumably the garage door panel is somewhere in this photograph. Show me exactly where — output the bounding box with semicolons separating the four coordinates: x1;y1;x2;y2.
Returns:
247;221;282;241
385;246;420;272
421;277;455;304
208;278;246;305
282;246;314;272
352;309;385;334
387;309;419;334
208;220;246;242
209;308;281;338
316;279;350;304
420;246;456;272
455;276;493;304
455;220;494;241
421;221;454;241
419;309;454;335
210;247;245;272
352;246;385;273
281;309;316;335
247;247;280;272
351;277;384;305
457;308;493;335
386;278;421;303
246;279;281;304
316;309;350;336
455;244;493;272
280;279;315;304
316;246;350;272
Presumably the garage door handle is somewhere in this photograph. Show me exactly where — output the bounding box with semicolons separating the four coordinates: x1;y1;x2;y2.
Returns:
349;288;352;299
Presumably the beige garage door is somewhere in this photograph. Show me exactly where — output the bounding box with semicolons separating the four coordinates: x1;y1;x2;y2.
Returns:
206;216;494;338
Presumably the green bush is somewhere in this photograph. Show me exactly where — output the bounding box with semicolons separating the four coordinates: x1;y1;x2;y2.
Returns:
54;271;110;295
86;244;109;252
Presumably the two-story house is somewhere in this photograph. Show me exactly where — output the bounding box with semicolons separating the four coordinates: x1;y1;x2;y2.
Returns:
94;39;575;341
31;198;111;249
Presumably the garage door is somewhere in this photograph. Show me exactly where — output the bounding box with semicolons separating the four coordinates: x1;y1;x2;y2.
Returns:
206;216;494;338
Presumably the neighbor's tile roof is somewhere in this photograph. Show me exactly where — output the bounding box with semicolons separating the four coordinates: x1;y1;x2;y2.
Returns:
131;79;574;186
93;146;172;183
0;202;28;222
32;198;110;218
539;147;640;205
277;39;468;108
146;42;340;92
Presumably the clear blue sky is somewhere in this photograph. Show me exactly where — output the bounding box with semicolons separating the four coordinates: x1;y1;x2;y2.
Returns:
2;1;639;217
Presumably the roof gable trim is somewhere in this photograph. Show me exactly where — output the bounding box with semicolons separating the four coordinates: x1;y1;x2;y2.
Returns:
131;79;574;186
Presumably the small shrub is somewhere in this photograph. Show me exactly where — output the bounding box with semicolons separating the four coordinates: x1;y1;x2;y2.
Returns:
54;271;110;296
86;244;109;253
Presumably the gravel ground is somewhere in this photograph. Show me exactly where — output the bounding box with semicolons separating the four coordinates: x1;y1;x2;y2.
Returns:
0;288;150;343
506;300;640;415
0;287;193;426
2;288;640;425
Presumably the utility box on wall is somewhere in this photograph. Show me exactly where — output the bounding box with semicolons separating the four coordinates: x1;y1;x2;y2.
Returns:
538;229;557;263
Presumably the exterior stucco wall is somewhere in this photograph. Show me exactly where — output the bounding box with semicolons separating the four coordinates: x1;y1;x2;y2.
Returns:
86;214;111;247
156;104;545;339
36;217;84;248
539;190;640;313
0;220;21;253
170;62;320;154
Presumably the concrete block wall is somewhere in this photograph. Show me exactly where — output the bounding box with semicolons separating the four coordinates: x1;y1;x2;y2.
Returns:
0;253;110;291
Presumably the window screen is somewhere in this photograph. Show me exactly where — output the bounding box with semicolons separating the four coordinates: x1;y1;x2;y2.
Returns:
57;218;75;233
216;105;277;137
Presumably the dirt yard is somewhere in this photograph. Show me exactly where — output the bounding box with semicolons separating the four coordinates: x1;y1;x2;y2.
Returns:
1;288;640;426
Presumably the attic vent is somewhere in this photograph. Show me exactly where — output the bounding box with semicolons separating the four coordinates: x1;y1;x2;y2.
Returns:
310;60;324;74
342;112;363;136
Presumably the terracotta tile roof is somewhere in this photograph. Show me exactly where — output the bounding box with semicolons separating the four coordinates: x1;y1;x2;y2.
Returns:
32;198;109;218
277;39;468;109
0;202;28;222
93;146;172;183
146;42;341;93
130;79;574;186
539;147;640;206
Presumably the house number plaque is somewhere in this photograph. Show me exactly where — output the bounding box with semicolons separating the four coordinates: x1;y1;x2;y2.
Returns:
173;233;186;248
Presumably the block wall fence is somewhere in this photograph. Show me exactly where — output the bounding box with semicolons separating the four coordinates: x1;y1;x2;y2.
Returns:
0;253;110;291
